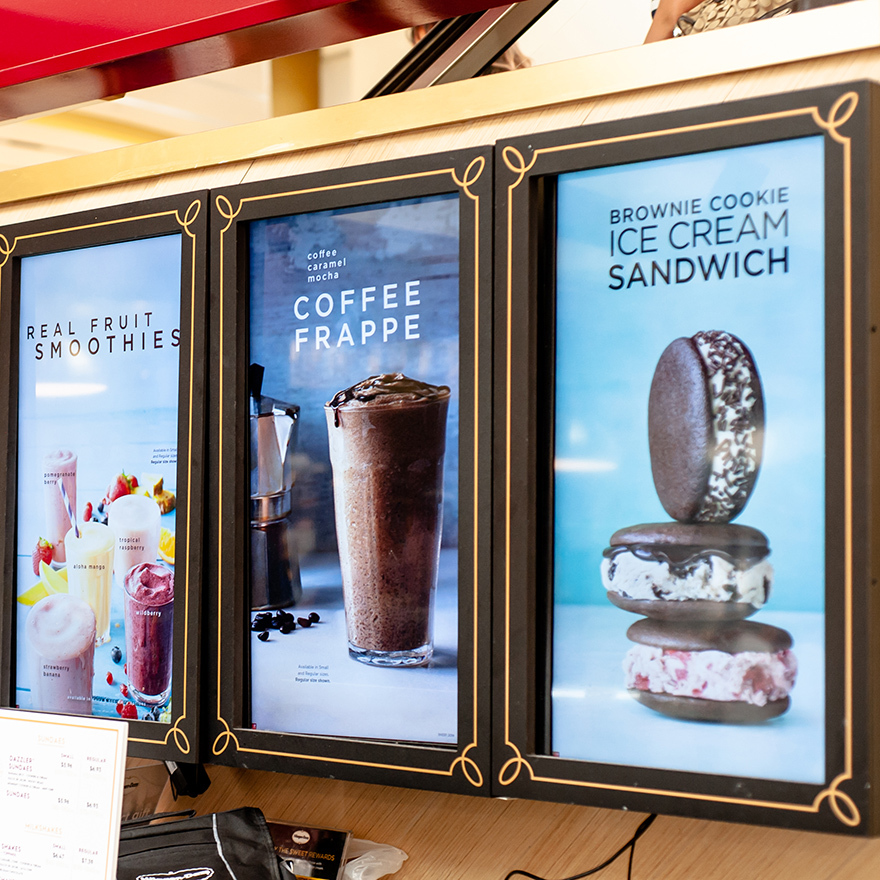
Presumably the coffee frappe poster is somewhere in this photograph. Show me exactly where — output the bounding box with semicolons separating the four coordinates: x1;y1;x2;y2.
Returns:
550;136;826;783
247;194;460;744
15;235;181;723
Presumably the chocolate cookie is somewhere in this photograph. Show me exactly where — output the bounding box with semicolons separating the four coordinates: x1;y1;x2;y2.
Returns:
649;330;765;524
601;521;772;621
624;618;796;723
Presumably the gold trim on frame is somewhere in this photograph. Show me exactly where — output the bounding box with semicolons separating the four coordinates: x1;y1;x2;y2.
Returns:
212;159;486;788
0;205;200;755
499;94;859;826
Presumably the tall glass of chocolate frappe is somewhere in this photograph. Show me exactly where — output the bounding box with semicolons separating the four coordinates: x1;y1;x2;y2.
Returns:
326;373;450;667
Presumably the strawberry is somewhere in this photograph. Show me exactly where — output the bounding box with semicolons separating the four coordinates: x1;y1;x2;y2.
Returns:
120;702;138;720
104;472;137;504
31;538;53;575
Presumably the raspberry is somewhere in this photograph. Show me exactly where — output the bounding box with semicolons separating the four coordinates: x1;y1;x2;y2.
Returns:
121;703;138;720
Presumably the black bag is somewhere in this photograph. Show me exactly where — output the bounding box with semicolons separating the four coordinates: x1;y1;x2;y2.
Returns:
117;807;283;880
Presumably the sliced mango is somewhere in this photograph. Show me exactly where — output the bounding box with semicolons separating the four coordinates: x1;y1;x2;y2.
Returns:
19;563;69;605
39;560;69;595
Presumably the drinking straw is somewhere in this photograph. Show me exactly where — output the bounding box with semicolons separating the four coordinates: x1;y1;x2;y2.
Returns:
57;478;80;539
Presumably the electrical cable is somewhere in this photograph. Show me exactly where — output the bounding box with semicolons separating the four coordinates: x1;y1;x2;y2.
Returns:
503;812;657;880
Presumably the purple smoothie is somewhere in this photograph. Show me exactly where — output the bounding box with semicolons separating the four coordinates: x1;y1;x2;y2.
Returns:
123;562;174;706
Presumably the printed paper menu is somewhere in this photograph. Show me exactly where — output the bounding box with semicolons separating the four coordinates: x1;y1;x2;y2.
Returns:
0;709;128;879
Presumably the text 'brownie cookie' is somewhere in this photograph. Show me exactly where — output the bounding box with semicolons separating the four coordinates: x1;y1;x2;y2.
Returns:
649;330;765;524
602;521;772;621
624;618;797;724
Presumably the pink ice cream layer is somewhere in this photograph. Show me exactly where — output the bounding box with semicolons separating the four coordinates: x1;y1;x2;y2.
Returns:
124;562;174;605
624;644;797;707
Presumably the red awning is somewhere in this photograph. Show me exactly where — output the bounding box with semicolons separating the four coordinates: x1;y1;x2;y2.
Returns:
0;0;499;119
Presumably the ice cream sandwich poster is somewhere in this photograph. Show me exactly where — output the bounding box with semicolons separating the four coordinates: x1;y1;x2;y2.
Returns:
247;193;460;744
15;235;181;723
549;136;825;783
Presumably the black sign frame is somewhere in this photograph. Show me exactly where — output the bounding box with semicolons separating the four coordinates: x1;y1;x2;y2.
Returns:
492;81;880;833
0;192;209;761
207;148;494;795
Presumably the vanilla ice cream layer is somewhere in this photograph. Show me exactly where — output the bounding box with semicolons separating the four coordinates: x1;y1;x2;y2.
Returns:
624;643;796;706
602;550;771;607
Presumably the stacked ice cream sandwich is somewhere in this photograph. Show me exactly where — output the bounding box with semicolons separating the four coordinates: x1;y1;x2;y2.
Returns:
601;330;797;723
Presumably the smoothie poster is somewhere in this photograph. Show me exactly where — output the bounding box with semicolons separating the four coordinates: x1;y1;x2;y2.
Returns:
248;194;459;745
550;136;825;783
15;235;181;723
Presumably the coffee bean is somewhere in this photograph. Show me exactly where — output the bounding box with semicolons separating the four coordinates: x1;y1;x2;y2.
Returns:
309;612;320;623
297;617;312;628
258;631;270;641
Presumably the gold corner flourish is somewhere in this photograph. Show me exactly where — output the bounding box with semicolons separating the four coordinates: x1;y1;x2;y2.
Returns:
215;194;241;234
162;715;192;755
176;199;203;239
813;774;861;827
502;146;537;190
450;743;484;787
212;718;241;756
813;91;859;145
0;233;12;269
498;743;534;786
452;156;486;199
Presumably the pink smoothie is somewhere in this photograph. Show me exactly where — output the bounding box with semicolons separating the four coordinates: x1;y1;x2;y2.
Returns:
124;562;174;705
26;593;95;716
42;449;76;563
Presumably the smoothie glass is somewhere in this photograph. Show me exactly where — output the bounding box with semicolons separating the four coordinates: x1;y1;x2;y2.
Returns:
325;373;450;667
66;522;115;645
123;562;174;705
26;592;95;715
42;449;76;563
109;494;161;584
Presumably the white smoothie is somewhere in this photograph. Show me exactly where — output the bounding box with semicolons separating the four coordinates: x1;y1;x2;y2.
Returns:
108;494;160;585
66;522;115;645
26;593;95;715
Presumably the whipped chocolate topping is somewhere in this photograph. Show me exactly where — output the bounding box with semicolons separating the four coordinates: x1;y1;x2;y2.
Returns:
692;330;763;522
327;373;450;426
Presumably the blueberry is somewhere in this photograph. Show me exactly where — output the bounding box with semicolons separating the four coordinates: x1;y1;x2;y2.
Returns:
110;646;123;664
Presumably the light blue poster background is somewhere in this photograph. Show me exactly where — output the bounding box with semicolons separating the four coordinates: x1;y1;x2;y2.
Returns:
15;235;181;722
551;136;826;783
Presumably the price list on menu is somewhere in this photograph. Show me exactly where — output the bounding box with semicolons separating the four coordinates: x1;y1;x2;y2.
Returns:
0;710;128;879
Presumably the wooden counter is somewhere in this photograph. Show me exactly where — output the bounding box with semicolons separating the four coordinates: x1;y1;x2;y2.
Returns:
158;764;880;879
